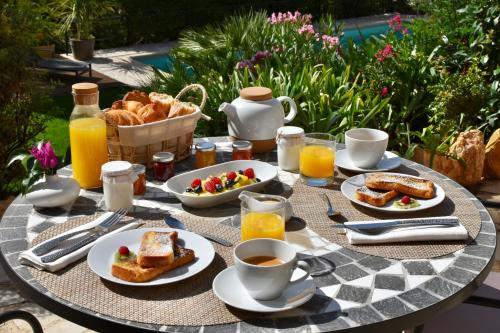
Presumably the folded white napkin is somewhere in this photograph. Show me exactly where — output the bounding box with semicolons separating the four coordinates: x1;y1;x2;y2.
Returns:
345;216;469;245
19;212;140;272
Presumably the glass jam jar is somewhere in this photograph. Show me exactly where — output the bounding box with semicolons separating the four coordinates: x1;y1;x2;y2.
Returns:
195;142;216;168
132;164;146;196
232;140;253;160
101;161;137;211
153;152;175;181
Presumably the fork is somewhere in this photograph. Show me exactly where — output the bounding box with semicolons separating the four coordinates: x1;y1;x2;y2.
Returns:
320;193;340;217
32;208;127;256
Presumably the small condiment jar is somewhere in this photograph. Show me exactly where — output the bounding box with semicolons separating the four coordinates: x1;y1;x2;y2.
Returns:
195;142;216;168
101;161;137;211
276;126;305;171
132;164;146;196
153;152;175;181
232;140;253;160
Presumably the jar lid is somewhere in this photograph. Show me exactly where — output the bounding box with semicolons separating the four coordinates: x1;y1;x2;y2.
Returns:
195;142;215;151
132;163;146;174
232;140;253;150
277;126;305;138
101;161;133;177
239;87;272;101
72;82;98;95
153;152;175;163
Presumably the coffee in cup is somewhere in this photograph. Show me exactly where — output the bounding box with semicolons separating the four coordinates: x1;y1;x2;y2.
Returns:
345;128;388;168
233;238;311;300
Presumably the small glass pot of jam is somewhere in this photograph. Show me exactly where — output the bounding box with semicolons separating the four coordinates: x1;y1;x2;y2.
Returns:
232;140;253;160
132;164;146;196
195;142;216;168
152;152;175;182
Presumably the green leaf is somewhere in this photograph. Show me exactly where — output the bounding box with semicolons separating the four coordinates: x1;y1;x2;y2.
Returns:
7;150;29;169
481;55;489;64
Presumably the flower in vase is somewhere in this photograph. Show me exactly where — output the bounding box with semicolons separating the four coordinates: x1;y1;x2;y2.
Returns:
31;141;58;172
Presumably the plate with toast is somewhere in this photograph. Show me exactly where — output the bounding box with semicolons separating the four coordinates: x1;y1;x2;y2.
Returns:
340;172;445;212
88;228;215;286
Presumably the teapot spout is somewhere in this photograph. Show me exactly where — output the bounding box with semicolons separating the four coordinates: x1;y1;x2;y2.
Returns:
218;102;237;118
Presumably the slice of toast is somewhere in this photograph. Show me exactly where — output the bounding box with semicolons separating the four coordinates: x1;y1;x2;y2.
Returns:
355;186;399;207
365;173;435;199
136;231;177;267
111;246;195;283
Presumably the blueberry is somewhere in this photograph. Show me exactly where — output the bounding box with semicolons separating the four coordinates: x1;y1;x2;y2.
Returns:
215;184;224;192
185;187;193;193
255;178;261;182
225;180;234;188
238;170;244;175
194;185;203;193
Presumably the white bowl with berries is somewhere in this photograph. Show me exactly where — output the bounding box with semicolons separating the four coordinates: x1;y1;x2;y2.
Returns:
164;160;278;208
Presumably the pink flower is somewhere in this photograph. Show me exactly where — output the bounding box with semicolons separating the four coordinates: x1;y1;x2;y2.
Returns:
374;44;394;61
298;24;315;36
31;141;58;170
271;45;284;53
268;11;312;25
388;14;408;34
321;34;340;48
253;50;271;62
381;86;389;97
237;59;254;70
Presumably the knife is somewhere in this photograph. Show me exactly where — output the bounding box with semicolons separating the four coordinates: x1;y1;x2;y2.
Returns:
332;217;459;230
164;215;233;247
40;222;142;263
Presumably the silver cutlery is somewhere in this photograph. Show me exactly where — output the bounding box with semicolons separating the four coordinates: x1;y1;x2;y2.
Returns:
32;208;127;256
320;193;340;217
164;214;233;247
333;218;459;235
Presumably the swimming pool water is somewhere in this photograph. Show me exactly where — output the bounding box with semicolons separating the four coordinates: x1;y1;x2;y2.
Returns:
134;24;390;72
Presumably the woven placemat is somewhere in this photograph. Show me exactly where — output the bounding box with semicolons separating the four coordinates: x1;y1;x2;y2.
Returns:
28;212;252;326
288;166;481;259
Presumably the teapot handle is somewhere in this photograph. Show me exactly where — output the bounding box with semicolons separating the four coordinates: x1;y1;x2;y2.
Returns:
277;96;297;124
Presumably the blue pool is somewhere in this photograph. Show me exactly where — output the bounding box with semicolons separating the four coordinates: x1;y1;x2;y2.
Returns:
134;23;391;72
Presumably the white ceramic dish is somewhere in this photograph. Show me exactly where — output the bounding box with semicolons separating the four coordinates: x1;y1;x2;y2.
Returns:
336;150;401;172
165;160;278;208
340;172;446;212
212;266;315;313
87;227;215;286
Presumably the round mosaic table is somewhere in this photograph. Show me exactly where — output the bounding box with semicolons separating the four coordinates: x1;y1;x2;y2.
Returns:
0;138;496;333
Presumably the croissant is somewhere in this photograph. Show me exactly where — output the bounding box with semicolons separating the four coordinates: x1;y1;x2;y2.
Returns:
168;100;196;118
105;109;144;126
111;100;123;109
122;101;144;114
137;104;166;123
149;92;174;115
123;90;151;105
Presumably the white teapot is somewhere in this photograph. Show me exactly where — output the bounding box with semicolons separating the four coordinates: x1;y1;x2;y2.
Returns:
218;87;297;152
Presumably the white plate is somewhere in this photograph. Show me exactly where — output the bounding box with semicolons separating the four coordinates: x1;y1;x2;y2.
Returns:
212;266;316;313
340;172;446;212
335;150;401;172
165;160;278;208
87;227;215;286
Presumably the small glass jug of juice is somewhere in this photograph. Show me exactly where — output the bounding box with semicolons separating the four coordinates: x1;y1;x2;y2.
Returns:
69;83;109;189
240;193;286;241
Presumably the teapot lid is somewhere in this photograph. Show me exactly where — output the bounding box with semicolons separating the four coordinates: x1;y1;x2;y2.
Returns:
240;87;272;101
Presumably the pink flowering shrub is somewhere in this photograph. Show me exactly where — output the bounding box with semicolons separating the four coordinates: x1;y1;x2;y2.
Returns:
388;14;409;34
374;44;395;61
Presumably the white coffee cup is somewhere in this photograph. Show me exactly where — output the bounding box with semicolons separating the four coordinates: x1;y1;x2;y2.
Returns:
345;128;389;168
233;238;311;300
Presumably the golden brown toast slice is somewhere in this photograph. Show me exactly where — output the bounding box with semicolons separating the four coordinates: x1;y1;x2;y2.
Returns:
355;186;399;207
111;246;195;283
365;173;435;199
137;231;177;267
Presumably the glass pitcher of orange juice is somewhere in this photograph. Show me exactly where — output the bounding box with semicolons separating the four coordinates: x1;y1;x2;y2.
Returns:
69;83;109;189
240;194;286;241
300;133;336;186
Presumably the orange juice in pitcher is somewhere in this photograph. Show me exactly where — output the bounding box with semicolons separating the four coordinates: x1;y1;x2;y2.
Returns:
69;83;108;189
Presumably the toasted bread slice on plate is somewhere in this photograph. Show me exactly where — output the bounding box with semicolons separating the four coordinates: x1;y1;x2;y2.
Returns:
137;231;177;267
112;246;195;283
355;186;399;207
365;173;435;199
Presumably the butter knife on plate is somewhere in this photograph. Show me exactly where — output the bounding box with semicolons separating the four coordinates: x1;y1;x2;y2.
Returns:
164;214;233;247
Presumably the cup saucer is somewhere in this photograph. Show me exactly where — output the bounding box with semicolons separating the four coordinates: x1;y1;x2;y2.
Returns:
336;149;401;172
212;266;316;313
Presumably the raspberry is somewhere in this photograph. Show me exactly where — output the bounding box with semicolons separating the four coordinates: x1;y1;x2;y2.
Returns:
211;176;222;185
204;180;216;193
118;246;129;256
401;196;411;204
191;178;202;189
243;168;255;179
226;171;237;181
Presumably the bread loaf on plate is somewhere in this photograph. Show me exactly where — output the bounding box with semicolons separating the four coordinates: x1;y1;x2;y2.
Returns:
137;231;177;267
365;173;435;199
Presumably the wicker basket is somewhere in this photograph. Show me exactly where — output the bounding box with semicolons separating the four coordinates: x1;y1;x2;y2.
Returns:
106;84;209;167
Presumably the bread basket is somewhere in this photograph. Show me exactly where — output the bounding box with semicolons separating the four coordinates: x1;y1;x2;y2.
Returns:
106;84;209;167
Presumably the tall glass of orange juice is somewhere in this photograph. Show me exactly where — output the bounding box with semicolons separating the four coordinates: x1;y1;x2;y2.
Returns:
69;83;109;189
241;195;286;241
300;133;336;186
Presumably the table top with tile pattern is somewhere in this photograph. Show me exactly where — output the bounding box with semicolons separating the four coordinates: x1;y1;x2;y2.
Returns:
0;138;496;333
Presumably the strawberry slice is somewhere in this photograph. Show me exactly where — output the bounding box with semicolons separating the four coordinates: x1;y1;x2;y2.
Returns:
243;168;255;179
204;180;216;193
191;178;202;189
226;171;237;181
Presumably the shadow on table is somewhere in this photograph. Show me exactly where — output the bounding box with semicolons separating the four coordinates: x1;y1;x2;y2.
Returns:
34;196;101;217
